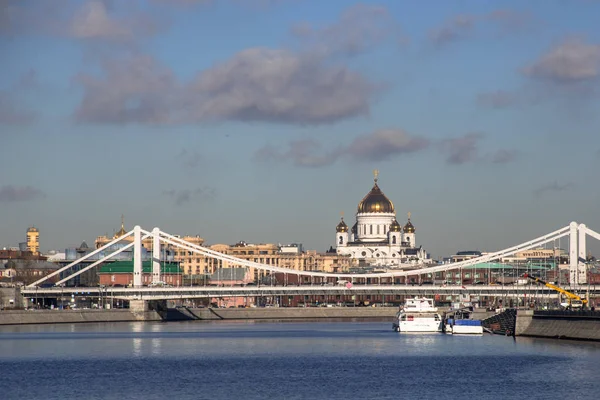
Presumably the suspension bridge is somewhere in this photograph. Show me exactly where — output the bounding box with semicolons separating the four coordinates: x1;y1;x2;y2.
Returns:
21;221;600;310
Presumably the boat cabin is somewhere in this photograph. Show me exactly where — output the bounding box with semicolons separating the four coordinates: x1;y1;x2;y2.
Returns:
402;297;438;312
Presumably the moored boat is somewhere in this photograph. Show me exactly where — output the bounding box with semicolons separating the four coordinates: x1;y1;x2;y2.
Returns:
392;297;442;333
444;308;483;335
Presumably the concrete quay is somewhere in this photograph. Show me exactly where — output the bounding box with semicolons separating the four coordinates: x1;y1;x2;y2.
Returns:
0;309;162;325
515;310;600;341
0;307;400;325
171;306;399;321
175;307;496;321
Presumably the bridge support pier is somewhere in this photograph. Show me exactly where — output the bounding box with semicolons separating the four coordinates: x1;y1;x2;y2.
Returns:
569;222;578;288
152;227;161;284
129;300;149;312
579;224;587;285
133;225;142;288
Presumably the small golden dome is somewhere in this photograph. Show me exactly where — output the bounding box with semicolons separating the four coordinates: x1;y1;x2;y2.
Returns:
114;215;127;238
336;218;348;233
390;219;401;232
403;218;415;233
27;226;39;233
357;176;394;214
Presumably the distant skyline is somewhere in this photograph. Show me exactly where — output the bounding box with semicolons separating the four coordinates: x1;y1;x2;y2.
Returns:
1;0;599;258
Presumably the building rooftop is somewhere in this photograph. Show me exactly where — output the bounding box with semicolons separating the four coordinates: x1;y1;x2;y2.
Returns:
98;261;181;274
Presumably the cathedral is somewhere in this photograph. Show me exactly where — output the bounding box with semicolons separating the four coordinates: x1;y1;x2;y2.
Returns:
335;171;430;267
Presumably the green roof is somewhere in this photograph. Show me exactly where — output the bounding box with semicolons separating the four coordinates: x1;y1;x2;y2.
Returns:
98;261;182;274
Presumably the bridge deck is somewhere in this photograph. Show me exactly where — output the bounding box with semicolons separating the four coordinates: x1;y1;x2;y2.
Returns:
21;284;599;300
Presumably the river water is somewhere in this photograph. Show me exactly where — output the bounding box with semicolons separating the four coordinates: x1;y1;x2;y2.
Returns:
1;319;599;400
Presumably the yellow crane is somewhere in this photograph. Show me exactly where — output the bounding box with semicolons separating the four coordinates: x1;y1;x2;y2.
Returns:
523;274;588;309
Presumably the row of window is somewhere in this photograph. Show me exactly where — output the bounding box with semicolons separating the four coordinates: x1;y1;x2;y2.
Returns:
357;225;418;236
355;224;416;237
171;250;278;257
107;275;177;283
231;250;275;255
358;224;388;236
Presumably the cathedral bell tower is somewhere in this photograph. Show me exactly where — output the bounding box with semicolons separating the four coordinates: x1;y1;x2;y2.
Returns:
388;218;401;246
403;212;416;247
335;214;349;248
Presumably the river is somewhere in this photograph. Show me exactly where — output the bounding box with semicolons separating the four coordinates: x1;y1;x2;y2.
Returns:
1;319;599;399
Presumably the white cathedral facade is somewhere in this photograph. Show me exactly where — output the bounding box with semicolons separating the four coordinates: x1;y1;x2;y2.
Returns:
335;173;430;268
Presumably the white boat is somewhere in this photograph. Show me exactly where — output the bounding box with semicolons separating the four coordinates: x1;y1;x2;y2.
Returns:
392;297;442;333
444;308;483;335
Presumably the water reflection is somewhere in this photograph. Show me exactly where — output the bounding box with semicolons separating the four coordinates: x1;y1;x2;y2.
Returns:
516;336;600;353
131;322;143;357
150;323;163;356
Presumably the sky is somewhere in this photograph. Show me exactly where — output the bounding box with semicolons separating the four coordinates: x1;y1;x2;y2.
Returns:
1;0;600;258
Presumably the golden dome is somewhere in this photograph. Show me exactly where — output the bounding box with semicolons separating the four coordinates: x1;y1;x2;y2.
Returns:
27;226;39;233
403;217;415;233
357;176;395;214
390;219;401;232
114;215;127;238
336;218;348;233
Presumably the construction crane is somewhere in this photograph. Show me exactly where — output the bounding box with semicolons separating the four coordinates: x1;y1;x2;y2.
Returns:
523;274;588;309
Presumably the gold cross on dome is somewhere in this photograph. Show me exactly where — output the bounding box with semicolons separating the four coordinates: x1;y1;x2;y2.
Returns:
373;169;379;182
407;212;411;220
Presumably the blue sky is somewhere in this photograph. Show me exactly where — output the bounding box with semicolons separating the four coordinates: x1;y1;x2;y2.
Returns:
1;0;600;258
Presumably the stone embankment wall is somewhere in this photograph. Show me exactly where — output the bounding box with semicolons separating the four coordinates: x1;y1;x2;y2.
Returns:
0;307;398;325
515;310;600;341
0;309;161;325
167;307;495;321
184;307;399;320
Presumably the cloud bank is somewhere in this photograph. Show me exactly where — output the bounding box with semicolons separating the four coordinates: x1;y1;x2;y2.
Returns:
256;129;516;167
0;185;46;202
163;187;216;206
523;38;600;83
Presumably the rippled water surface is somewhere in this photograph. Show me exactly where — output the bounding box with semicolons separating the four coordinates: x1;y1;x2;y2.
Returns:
1;319;600;399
